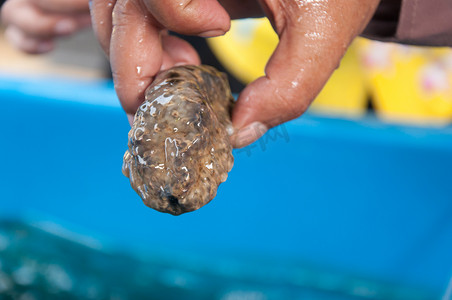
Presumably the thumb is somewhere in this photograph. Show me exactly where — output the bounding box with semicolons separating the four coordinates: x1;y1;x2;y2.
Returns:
144;0;231;37
231;0;380;148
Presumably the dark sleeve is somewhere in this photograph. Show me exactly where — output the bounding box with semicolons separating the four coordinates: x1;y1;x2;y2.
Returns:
362;0;452;47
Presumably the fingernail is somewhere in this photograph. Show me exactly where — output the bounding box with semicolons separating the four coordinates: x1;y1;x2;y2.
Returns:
55;20;77;35
199;29;226;38
231;122;268;149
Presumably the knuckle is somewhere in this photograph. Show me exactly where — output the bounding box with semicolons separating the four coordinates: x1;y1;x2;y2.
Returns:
23;20;56;37
154;1;215;34
276;89;309;120
33;22;55;35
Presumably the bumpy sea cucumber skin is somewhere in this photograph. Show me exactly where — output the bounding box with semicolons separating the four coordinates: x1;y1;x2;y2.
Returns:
122;65;235;215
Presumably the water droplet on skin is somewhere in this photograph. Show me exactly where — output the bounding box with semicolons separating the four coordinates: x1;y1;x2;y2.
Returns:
295;0;304;8
304;32;324;40
137;66;142;75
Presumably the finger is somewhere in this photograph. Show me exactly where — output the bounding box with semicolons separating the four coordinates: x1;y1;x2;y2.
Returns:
30;0;89;14
124;34;200;121
159;33;200;77
110;0;200;115
5;26;54;54
231;0;379;148
109;0;162;114
2;0;87;38
144;0;231;37
90;0;115;56
161;33;201;68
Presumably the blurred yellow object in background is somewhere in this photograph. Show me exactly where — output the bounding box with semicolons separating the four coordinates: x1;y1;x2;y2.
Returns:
357;39;452;125
313;43;367;118
208;18;367;117
208;18;452;125
208;18;277;84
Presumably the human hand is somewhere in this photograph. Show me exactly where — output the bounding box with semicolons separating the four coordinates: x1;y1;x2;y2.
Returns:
228;0;381;147
1;0;91;54
90;0;380;147
90;0;235;125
